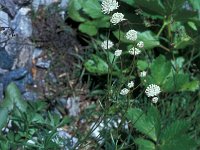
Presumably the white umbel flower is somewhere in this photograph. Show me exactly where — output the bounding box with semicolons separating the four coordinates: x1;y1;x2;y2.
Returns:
110;12;125;25
137;41;144;48
145;84;161;97
152;97;159;103
114;49;122;56
129;47;141;55
140;71;147;77
101;40;114;49
125;29;137;41
120;88;129;95
127;81;134;88
101;0;119;14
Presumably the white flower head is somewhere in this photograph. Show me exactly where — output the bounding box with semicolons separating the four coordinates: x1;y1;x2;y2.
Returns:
101;40;114;50
127;81;134;88
145;84;161;97
101;0;119;14
129;47;141;55
152;97;159;103
120;88;129;95
110;12;125;25
137;41;144;48
140;71;147;77
125;29;137;41
114;49;122;56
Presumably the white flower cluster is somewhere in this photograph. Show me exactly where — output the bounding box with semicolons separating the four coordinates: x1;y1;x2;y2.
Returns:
127;81;134;88
110;12;125;25
129;47;141;56
125;29;137;41
114;49;122;56
120;88;129;95
140;71;147;77
145;84;161;103
120;81;134;96
101;40;114;49
101;0;119;14
137;41;144;48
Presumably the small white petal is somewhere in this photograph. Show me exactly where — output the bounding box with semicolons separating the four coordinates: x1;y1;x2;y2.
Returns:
140;71;147;77
110;12;125;25
125;29;137;41
114;49;122;56
137;41;144;48
101;40;114;50
145;84;161;97
152;97;159;103
120;88;130;95
129;47;141;56
101;0;119;14
127;81;134;88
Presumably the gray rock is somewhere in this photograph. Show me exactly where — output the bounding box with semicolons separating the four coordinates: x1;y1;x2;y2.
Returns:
23;91;38;101
0;48;14;70
59;0;69;9
13;0;33;6
5;39;34;69
0;67;28;88
32;48;43;59
66;97;80;117
11;7;32;38
32;0;58;11
0;0;17;17
36;58;51;69
0;10;10;28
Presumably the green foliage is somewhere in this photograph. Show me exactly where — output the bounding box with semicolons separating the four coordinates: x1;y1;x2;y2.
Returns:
68;0;109;36
84;54;109;75
127;107;196;150
0;83;71;149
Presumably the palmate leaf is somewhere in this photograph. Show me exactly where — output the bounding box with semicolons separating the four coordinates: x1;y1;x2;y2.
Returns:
149;55;172;85
84;54;108;75
159;120;196;150
134;0;165;16
68;0;85;22
135;138;155;150
79;22;98;36
126;107;160;141
82;0;103;19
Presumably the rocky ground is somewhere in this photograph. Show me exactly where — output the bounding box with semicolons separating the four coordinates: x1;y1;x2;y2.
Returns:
0;0;88;117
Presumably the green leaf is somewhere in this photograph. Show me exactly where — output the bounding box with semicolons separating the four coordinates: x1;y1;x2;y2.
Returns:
189;0;200;10
163;0;185;14
188;21;198;31
160;135;196;150
150;55;172;84
84;54;108;75
3;83;27;112
127;107;160;141
113;30;160;49
0;107;8;130
135;138;155;150
181;80;199;92
79;22;98;36
68;0;85;22
161;120;189;141
137;60;149;71
121;0;135;5
134;0;165;16
162;73;197;92
137;31;160;49
82;0;103;19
